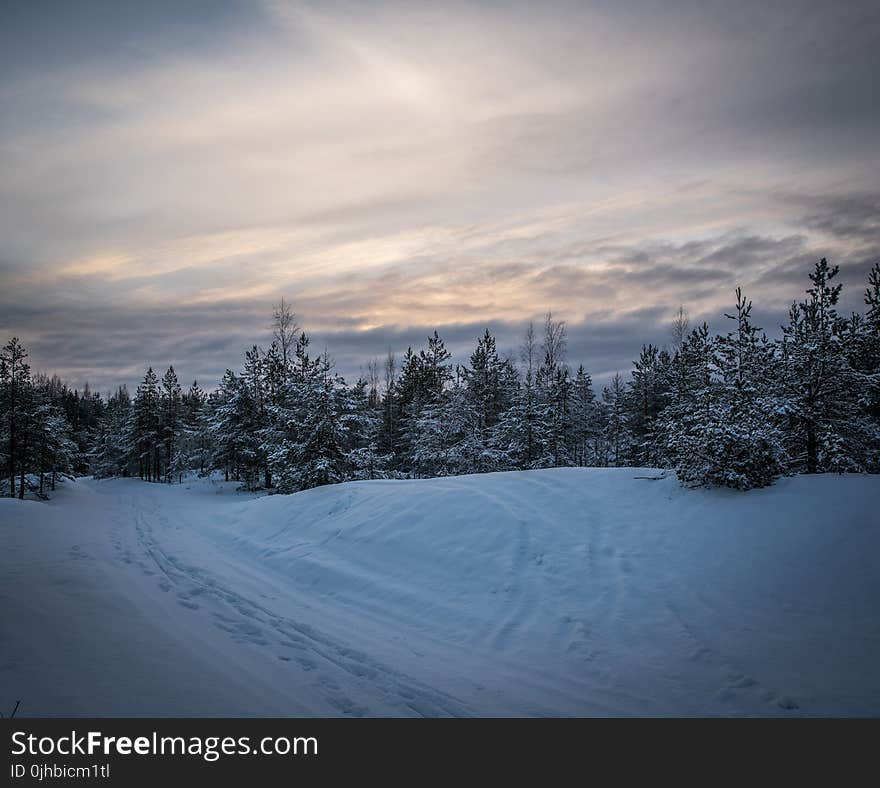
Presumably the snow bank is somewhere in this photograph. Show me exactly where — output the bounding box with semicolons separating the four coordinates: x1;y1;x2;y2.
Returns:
1;469;878;716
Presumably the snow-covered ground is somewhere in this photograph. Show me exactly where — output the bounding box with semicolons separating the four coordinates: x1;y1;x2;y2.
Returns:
1;469;878;717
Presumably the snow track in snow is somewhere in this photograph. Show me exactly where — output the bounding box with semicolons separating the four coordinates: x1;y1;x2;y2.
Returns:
114;489;471;717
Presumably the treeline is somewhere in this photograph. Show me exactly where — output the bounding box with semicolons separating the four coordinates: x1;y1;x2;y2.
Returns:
3;259;879;497
0;340;101;498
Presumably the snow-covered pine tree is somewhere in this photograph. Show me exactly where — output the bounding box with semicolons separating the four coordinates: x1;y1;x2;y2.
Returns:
131;367;161;482
345;376;391;481
67;382;104;475
265;332;320;492
1;337;31;497
492;323;549;470
242;346;270;489
458;329;518;473
656;322;716;481
670;290;787;489
408;383;465;477
181;380;209;477
208;370;244;483
601;372;632;467
32;398;77;496
779;258;873;473
626;344;667;467
589;387;611;467
421;331;454;398
90;385;132;479
849;262;880;469
570;364;598;466
535;313;573;468
161;366;182;483
9;361;40;498
288;354;351;490
397;334;453;476
376;351;398;463
256;341;288;489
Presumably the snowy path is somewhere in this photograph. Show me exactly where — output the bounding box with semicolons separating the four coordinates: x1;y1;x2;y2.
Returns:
1;469;879;716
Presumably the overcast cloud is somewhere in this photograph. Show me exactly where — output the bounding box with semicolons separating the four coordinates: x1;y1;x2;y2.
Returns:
1;0;878;392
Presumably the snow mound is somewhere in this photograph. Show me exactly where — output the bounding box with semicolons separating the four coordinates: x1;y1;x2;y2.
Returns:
1;469;878;716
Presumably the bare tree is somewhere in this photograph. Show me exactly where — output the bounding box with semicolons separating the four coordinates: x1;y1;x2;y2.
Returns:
670;305;690;404
670;305;689;354
383;350;397;395
271;297;299;373
383;350;397;454
520;322;536;378
519;323;537;466
541;311;567;373
367;358;380;408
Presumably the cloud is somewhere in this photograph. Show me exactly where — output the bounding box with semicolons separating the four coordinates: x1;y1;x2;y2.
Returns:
801;193;880;245
1;1;879;391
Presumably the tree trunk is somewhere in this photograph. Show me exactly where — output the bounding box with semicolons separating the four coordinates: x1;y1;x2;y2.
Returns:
9;406;16;497
166;436;172;483
806;421;817;474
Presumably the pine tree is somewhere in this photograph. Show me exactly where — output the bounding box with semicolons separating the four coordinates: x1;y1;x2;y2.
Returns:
601;372;631;467
288;355;351;490
161;366;182;483
182;380;209;477
851;262;880;468
779;259;872;472
378;351;398;462
534;313;573;468
493;323;550;470
345;377;390;481
208;370;242;482
458;329;518;472
626;344;667;466
131;367;161;482
90;385;132;479
408;385;463;477
32;399;77;496
570;365;598;466
0;338;31;497
669;291;787;488
396;334;453;475
657;323;716;480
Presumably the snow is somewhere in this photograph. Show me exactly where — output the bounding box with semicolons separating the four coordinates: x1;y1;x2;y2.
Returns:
1;468;878;716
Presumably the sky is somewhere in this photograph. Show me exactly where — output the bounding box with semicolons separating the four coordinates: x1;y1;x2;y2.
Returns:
1;0;879;393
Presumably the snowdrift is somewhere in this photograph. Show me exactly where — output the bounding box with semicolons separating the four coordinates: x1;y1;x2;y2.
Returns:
1;468;878;716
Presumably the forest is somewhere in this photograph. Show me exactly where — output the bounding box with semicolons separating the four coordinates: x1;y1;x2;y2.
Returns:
2;258;879;498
